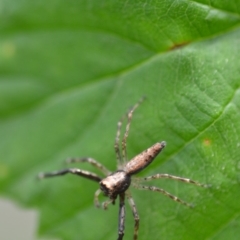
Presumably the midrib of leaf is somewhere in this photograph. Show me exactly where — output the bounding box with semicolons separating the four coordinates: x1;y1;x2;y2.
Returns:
2;22;240;122
207;202;240;239
0;28;155;119
208;212;240;240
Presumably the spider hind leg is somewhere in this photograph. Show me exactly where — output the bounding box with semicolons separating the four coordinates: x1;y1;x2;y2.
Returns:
133;184;194;208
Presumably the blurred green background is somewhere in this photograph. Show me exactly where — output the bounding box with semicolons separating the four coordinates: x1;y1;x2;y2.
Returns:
1;1;240;240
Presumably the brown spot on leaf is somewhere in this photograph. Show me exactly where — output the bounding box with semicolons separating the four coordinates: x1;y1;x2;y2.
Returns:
203;139;211;146
170;41;189;51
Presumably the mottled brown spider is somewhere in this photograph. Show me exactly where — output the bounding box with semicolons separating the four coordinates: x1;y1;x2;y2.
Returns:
38;98;208;240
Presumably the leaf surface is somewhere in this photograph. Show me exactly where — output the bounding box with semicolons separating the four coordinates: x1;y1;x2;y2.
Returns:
1;1;240;240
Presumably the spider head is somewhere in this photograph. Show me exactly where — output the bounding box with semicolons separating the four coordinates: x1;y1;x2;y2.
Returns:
100;170;131;200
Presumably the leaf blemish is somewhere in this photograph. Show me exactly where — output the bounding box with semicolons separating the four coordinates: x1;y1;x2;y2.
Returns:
203;139;212;146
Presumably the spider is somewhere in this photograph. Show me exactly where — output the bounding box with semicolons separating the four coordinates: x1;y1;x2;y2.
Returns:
38;98;208;240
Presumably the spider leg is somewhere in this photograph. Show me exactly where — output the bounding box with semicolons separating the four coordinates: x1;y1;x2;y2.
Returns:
37;168;102;183
117;193;125;240
122;97;145;163
94;189;102;208
126;191;139;240
66;157;111;176
133;184;194;208
142;174;209;188
102;199;114;210
95;190;116;209
115;117;123;167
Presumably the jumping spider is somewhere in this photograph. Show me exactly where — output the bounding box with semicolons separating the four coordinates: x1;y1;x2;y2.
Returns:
38;98;208;240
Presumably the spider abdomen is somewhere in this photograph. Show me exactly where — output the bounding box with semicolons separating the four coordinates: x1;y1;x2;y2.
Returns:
124;142;166;175
100;170;131;200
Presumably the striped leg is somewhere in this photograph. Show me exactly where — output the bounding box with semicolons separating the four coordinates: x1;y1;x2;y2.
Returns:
142;174;209;188
121;97;145;163
94;189;102;208
133;184;194;208
126;192;139;240
115;117;124;167
117;193;125;240
37;168;102;183
66;157;111;176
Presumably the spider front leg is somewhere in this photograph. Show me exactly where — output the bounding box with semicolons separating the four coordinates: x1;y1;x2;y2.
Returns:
121;97;145;163
118;193;126;240
65;157;111;176
126;191;139;240
115;119;123;166
37;168;102;182
94;190;114;209
94;189;102;208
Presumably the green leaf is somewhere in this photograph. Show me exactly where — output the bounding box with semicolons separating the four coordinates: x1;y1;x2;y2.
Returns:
1;1;240;240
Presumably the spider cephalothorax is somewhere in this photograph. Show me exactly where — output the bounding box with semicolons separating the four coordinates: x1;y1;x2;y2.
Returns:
38;98;208;240
100;170;131;201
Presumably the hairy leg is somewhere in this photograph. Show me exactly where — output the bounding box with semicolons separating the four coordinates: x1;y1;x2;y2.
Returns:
66;157;111;176
122;97;145;163
126;191;139;240
38;168;102;183
133;184;194;207
117;193;125;240
142;173;209;188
